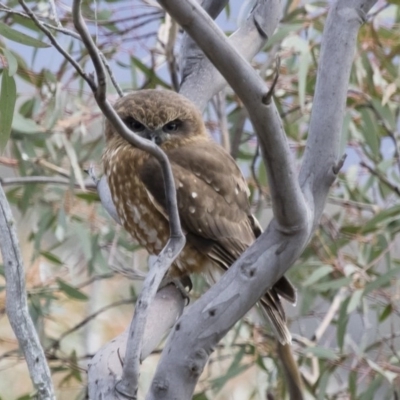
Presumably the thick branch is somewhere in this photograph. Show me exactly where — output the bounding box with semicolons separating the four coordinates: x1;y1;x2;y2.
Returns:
88;284;185;398
161;0;307;232
299;0;378;222
147;1;377;398
180;0;281;112
0;184;55;399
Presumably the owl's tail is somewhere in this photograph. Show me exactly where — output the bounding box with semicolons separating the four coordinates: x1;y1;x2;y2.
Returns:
259;276;297;345
259;289;292;345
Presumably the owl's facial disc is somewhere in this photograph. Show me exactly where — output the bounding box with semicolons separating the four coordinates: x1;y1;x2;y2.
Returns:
123;116;182;146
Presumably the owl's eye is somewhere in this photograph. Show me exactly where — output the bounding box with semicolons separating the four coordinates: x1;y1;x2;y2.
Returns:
124;117;145;132
163;120;180;132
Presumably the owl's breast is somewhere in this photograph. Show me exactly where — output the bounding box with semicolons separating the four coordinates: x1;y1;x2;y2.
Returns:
103;144;170;254
102;142;213;277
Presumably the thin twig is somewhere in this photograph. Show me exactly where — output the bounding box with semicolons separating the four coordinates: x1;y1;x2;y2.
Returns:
99;52;124;97
0;5;81;39
0;175;96;189
0;184;55;399
48;0;61;27
47;298;135;352
212;91;230;153
18;0;97;92
311;287;348;342
230;107;247;159
250;144;264;213
87;11;163;25
360;161;400;197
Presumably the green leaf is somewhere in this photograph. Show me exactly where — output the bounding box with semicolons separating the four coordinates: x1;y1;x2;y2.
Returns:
75;192;100;203
0;70;16;153
305;347;338;360
302;265;333;286
0;22;50;48
363;265;400;295
131;56;169;88
366;359;397;384
211;347;250;392
193;393;208;400
360;108;380;158
347;289;363;314
265;23;304;49
378;304;392;322
313;277;352;292
40;251;63;265
12;113;41;134
361;204;400;234
57;278;88;301
2;48;18;76
337;296;350;351
317;369;330;400
298;50;311;110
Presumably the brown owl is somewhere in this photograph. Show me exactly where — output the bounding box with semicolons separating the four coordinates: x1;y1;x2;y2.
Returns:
102;89;296;344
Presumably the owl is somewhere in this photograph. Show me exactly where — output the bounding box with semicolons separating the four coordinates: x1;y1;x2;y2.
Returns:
102;89;296;344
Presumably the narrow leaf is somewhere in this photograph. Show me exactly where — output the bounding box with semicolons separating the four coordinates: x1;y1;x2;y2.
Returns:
363;265;400;295
0;70;16;153
0;22;50;48
303;265;333;286
306;347;338;360
57;278;88;301
2;48;18;76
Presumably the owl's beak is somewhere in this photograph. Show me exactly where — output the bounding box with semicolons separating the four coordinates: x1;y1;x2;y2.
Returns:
143;129;164;145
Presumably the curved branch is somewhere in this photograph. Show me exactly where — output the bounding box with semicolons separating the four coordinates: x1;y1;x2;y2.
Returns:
160;0;307;236
180;0;282;112
299;0;378;221
88;284;185;398
0;184;55;399
71;1;186;397
146;0;377;398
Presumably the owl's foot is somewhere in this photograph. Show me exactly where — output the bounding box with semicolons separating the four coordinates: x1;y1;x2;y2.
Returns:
159;275;192;305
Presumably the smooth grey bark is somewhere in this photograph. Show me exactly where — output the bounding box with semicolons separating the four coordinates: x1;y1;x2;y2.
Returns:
163;0;306;229
87;284;185;399
180;0;282;110
145;0;377;399
0;184;55;399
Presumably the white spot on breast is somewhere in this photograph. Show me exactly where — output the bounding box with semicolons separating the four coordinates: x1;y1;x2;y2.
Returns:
139;218;148;230
178;182;183;188
213;185;220;192
128;203;141;223
147;228;158;243
189;206;196;214
191;192;198;198
235;188;239;195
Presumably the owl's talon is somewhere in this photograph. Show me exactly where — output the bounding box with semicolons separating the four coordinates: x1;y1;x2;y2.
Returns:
159;276;192;306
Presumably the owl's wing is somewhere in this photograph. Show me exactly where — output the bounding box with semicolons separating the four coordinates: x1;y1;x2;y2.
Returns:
139;140;296;306
139;140;255;267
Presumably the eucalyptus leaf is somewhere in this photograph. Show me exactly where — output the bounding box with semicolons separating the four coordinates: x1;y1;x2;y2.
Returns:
0;70;16;153
0;22;50;48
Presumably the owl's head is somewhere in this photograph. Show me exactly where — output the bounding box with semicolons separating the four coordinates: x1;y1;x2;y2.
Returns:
105;89;207;148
